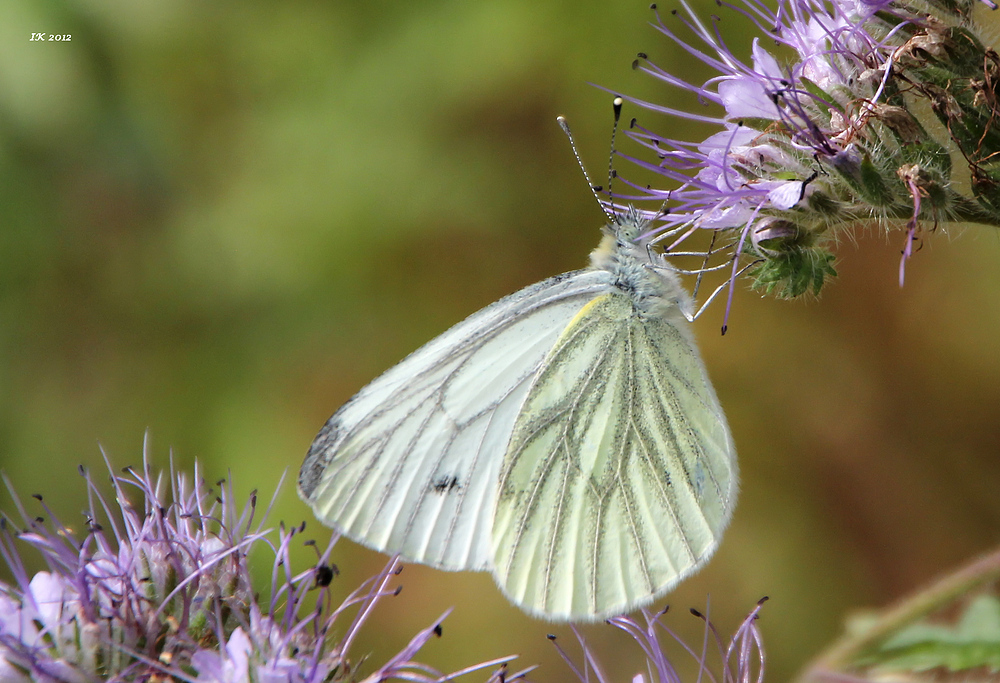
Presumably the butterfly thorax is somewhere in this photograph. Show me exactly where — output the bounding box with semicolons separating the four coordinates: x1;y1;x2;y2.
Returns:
588;217;693;322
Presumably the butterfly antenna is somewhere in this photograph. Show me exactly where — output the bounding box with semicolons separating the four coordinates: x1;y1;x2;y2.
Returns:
557;113;616;224
607;96;624;212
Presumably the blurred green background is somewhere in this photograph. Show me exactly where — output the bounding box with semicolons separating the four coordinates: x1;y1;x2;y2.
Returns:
3;1;1000;681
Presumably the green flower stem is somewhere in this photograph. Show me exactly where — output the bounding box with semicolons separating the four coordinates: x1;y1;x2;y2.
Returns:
894;194;1000;228
949;204;1000;229
797;544;1000;682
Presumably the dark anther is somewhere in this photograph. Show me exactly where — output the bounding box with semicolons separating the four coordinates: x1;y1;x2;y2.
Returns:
315;564;336;587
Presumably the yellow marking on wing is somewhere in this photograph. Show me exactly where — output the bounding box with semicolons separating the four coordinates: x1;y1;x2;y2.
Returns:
561;292;615;339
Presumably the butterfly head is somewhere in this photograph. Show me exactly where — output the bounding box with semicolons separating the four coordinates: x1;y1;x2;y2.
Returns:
590;206;656;268
588;207;692;321
609;205;650;240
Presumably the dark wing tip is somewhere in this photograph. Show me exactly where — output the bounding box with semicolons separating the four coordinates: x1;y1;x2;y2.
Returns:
298;419;343;499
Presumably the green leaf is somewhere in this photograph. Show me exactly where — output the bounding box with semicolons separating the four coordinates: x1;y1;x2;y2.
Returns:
863;595;1000;674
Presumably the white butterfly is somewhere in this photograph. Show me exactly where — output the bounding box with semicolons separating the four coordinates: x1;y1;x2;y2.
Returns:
299;208;738;621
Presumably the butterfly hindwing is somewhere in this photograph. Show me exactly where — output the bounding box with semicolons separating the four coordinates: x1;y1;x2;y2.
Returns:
299;269;614;571
491;290;737;619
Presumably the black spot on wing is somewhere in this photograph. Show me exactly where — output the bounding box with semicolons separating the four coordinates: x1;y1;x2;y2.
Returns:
431;475;461;494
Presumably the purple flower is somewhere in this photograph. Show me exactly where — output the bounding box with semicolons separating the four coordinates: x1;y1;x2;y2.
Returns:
549;599;767;683
618;0;1000;315
0;444;531;683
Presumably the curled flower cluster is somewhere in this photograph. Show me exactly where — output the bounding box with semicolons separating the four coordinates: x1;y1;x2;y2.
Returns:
0;451;527;683
621;0;1000;313
0;450;771;683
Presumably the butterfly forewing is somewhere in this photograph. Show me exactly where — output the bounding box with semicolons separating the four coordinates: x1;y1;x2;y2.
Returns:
491;291;737;620
299;269;614;571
